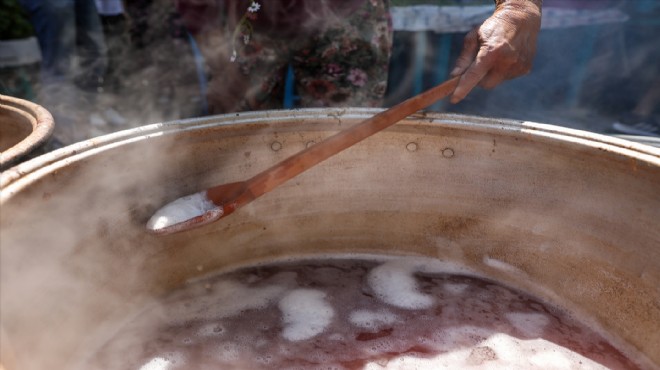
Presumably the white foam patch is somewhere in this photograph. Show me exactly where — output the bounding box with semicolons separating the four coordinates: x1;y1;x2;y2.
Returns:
349;309;398;329
168;280;286;322
147;191;220;230
431;325;494;350
364;331;609;369
505;312;551;338
367;257;469;310
484;334;608;369
138;357;172;370
139;352;184;370
529;349;572;369
279;289;334;341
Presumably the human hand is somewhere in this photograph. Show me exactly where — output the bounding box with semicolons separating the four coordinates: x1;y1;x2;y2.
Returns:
449;0;542;103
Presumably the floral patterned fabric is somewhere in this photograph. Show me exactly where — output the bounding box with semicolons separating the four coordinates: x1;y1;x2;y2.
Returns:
199;0;393;113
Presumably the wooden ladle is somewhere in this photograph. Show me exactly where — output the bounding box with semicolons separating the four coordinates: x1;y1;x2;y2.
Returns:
147;76;460;235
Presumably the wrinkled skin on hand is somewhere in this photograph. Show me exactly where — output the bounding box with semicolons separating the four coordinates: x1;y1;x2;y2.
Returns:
449;0;542;103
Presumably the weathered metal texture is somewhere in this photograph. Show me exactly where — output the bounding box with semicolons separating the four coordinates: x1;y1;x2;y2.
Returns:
0;95;54;170
1;109;659;370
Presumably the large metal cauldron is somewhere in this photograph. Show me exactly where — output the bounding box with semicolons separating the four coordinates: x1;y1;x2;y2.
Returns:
1;109;659;369
0;94;54;170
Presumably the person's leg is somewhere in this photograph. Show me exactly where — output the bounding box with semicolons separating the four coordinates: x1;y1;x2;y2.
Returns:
19;0;76;83
98;13;128;93
292;0;393;108
73;0;108;90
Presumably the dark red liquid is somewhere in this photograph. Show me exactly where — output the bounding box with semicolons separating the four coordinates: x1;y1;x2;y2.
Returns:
87;256;640;370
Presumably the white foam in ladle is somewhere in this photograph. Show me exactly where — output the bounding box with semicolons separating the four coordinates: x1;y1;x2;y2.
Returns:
147;191;223;235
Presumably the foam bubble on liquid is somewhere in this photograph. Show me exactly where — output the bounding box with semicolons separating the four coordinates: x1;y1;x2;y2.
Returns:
367;258;435;310
529;349;572;369
147;191;220;230
363;331;609;369
489;334;608;369
169;280;286;323
349;309;398;329
138;357;172;370
86;256;637;370
279;289;334;341
138;352;184;370
431;325;494;350
505;312;551;338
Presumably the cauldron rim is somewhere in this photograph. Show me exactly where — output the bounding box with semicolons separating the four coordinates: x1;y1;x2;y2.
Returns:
2;108;659;199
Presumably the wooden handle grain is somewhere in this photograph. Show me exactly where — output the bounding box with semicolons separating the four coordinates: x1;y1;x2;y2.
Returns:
214;76;460;210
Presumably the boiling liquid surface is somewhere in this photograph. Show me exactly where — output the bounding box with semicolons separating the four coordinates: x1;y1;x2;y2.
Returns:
87;256;639;369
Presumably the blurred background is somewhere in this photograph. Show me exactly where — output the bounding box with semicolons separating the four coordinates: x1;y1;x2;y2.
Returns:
1;0;658;150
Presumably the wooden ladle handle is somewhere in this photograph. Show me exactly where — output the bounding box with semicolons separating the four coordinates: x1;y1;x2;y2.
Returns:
219;76;461;209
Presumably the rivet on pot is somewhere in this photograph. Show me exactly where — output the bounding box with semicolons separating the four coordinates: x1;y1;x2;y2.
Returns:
271;141;282;151
442;148;455;158
406;142;418;152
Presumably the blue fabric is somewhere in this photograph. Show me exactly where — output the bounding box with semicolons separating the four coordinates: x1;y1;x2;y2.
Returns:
19;0;107;84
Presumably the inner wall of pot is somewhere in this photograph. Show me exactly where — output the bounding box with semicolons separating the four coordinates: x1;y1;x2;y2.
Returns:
1;111;658;370
0;104;33;152
0;95;54;171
